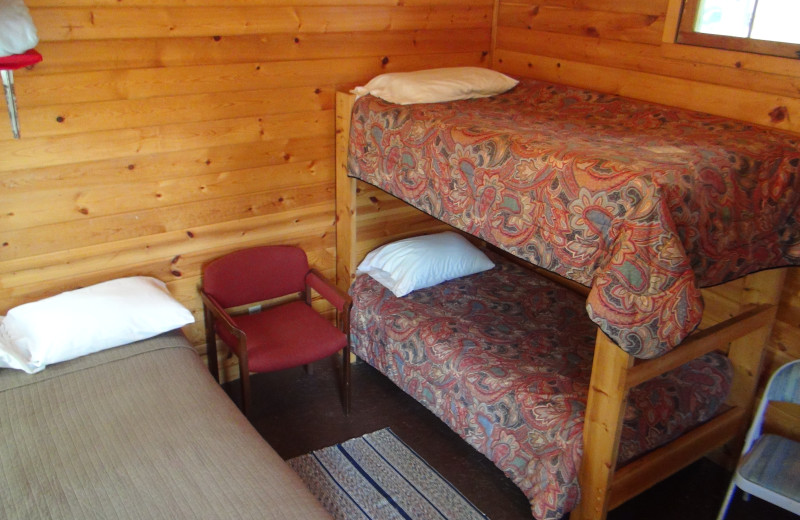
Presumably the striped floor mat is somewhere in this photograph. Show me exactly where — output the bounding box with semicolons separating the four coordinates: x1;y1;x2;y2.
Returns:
288;428;488;520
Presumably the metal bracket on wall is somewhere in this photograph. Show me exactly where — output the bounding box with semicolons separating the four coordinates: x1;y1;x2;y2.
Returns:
0;49;42;139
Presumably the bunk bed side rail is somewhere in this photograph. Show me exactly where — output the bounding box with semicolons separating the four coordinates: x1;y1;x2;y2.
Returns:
572;267;786;520
335;90;357;293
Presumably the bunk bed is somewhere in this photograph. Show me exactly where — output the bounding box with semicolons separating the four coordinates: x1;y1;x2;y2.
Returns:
334;73;800;520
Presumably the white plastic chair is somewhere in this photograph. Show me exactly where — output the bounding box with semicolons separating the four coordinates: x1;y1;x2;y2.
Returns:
717;359;800;519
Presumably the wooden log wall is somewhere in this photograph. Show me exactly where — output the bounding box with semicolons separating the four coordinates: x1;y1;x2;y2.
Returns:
0;0;493;379
492;0;800;381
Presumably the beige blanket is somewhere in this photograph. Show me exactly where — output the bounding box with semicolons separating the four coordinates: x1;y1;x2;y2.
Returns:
0;331;331;519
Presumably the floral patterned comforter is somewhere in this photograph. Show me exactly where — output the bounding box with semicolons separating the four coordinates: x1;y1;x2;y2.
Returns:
347;78;800;358
350;254;732;520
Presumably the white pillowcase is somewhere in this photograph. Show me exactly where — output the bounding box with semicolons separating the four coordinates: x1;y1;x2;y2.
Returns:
357;231;495;298
0;0;39;57
352;67;518;105
0;276;195;374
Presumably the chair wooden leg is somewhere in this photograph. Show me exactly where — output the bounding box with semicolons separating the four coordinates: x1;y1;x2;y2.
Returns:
240;366;251;418
342;344;351;415
203;306;220;383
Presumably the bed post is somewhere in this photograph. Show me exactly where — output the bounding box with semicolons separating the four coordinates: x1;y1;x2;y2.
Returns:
572;268;786;519
572;331;634;520
335;90;357;293
723;268;786;450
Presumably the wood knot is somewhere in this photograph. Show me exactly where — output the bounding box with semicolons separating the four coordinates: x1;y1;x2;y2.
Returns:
769;106;788;123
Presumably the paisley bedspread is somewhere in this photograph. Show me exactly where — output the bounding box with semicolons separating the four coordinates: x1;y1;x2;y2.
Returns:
350;253;732;520
347;78;800;358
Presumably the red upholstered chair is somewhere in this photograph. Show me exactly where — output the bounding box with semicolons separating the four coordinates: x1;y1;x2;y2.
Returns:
200;246;351;417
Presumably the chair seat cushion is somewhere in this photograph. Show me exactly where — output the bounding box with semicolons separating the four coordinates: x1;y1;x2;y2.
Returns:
218;301;347;373
739;434;800;501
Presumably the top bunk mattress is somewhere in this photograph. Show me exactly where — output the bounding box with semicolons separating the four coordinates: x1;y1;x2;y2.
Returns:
346;78;800;358
0;331;331;520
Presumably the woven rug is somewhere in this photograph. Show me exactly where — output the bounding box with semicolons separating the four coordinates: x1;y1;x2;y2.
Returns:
288;428;488;520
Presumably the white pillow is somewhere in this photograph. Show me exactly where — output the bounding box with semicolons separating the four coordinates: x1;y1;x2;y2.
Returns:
352;67;518;105
0;276;195;374
0;0;39;57
357;231;495;298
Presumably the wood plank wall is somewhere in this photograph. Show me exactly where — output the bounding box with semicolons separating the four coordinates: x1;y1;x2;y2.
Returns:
492;0;800;379
0;0;493;379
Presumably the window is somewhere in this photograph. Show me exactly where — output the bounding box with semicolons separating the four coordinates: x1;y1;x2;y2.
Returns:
678;0;800;58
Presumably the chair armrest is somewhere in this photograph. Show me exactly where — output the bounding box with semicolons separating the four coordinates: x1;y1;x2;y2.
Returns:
305;268;352;314
199;289;247;352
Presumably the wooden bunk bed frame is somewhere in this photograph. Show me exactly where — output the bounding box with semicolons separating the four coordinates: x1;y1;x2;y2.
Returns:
333;90;787;520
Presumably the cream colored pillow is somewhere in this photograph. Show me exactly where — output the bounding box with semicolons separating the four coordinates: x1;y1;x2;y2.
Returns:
357;232;495;298
0;277;194;373
352;67;518;105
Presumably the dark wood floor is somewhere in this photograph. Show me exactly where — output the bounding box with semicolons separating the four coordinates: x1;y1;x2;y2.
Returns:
226;356;794;520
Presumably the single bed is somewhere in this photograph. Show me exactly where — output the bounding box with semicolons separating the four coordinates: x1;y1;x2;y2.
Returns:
335;73;799;519
0;330;331;520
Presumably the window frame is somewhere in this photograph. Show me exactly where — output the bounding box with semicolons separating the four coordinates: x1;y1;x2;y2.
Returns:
676;0;800;59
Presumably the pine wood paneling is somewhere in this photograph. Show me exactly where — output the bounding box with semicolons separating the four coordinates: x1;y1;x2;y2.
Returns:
33;30;488;74
32;5;492;40
497;4;663;44
10;52;485;108
3;86;334;137
3;180;334;258
500;0;667;16
0;0;493;377
3;155;334;231
496;28;800;98
0;110;333;171
0;207;336;302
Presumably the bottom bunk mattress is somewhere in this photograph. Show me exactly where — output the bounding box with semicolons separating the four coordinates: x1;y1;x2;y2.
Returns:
350;252;732;520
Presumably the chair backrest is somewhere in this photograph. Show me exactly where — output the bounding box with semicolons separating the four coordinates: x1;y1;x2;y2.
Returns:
202;246;309;308
742;360;800;452
765;360;800;404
